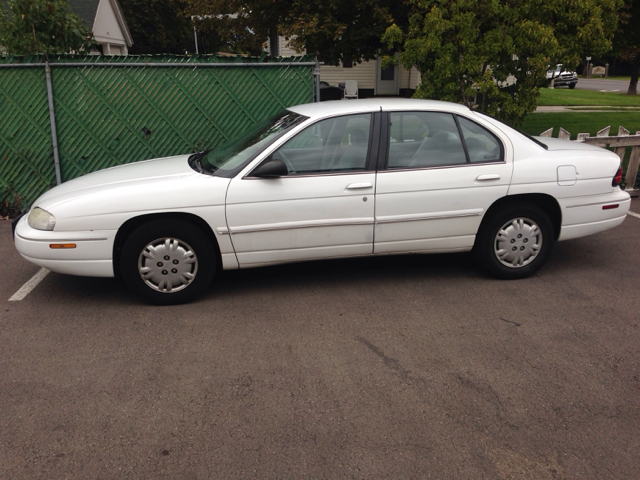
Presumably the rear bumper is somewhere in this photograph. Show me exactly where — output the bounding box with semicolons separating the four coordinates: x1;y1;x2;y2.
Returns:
558;190;631;241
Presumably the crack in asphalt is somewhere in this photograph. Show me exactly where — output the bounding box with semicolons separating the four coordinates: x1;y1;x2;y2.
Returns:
355;336;428;389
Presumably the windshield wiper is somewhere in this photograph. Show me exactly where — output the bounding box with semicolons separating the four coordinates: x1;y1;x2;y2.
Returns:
188;149;212;174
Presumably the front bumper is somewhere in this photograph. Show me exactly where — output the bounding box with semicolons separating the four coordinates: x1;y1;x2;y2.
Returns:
553;78;578;87
11;212;25;239
13;214;117;277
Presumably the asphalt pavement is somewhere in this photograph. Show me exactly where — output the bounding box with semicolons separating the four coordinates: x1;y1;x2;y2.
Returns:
2;200;640;478
574;77;636;93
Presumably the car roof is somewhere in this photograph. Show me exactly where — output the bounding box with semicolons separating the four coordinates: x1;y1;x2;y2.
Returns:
287;98;472;119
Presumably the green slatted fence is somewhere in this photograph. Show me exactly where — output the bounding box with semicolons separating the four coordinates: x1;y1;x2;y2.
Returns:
0;54;316;212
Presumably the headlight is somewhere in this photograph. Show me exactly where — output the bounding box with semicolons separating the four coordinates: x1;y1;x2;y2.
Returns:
28;207;56;231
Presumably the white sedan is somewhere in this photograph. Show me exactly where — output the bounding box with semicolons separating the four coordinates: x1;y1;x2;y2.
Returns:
14;99;630;304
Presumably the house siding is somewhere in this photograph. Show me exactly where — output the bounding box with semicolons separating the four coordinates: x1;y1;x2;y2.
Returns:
320;61;377;90
267;35;422;93
399;66;421;90
93;0;128;48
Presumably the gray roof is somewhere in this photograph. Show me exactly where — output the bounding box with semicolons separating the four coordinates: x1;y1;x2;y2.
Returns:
67;0;100;28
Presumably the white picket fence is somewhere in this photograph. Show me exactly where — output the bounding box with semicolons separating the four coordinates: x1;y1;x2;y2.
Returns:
540;126;640;195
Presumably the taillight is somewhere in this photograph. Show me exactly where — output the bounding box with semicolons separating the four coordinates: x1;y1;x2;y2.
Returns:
612;165;623;187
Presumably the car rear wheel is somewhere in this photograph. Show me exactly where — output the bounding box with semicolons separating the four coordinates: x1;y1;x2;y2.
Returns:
120;219;216;305
474;203;555;279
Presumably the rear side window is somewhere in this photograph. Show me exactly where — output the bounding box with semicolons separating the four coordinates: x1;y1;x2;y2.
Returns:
386;111;504;169
457;116;503;163
388;112;467;169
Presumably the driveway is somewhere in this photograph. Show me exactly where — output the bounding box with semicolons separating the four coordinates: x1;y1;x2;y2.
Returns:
2;200;640;478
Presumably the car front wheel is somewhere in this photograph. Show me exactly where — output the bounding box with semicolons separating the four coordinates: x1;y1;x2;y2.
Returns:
120;219;216;305
474;203;555;279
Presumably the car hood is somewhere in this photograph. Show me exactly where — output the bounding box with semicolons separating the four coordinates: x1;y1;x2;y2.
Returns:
36;154;196;206
32;154;231;231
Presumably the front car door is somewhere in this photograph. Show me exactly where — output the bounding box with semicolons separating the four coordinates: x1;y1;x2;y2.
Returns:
225;112;381;267
374;109;514;254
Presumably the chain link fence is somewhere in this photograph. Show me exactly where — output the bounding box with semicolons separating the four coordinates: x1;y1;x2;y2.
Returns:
0;54;316;213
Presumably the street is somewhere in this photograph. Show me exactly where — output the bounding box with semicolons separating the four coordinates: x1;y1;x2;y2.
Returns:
574;77;636;93
1;200;639;478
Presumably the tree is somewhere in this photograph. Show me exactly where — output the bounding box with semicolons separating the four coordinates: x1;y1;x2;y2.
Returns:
280;0;394;66
182;0;401;64
0;0;92;55
119;0;194;55
183;0;288;56
612;0;640;95
382;0;622;124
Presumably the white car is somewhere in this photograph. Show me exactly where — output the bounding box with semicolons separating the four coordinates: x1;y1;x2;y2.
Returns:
14;99;630;304
546;64;578;89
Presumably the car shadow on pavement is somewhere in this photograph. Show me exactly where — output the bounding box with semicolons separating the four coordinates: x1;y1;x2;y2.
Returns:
26;232;620;307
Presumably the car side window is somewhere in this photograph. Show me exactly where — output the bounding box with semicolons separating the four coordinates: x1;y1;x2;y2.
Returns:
387;112;467;169
457;116;503;163
273;113;371;174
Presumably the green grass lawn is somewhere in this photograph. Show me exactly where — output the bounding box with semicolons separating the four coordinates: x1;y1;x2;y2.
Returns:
521;112;640;139
537;88;640;106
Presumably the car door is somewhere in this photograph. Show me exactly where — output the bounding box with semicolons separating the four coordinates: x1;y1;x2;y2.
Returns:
225;112;381;267
374;110;513;254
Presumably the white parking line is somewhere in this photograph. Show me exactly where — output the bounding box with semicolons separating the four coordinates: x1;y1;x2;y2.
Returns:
9;267;50;301
628;211;640;219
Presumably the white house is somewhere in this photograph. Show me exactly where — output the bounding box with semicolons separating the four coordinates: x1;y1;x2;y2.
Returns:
68;0;133;55
265;36;421;97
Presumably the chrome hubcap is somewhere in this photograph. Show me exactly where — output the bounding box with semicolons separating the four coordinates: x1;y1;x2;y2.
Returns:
494;217;542;268
138;237;198;293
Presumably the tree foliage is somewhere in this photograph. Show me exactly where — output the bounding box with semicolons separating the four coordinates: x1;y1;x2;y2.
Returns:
119;0;193;55
182;0;401;64
383;0;622;124
0;0;93;55
280;0;394;66
183;0;288;55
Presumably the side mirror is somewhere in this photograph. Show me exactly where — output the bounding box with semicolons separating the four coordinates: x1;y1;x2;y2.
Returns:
250;157;288;178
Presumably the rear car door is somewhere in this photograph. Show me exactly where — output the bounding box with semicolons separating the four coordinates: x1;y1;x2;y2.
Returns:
374;110;513;253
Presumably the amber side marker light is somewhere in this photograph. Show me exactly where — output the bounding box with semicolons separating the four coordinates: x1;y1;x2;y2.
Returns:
602;204;619;210
49;243;76;249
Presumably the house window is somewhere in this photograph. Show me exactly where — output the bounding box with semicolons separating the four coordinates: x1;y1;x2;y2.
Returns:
381;64;395;81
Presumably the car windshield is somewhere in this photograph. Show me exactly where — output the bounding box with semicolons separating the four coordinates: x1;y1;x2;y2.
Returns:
191;111;307;177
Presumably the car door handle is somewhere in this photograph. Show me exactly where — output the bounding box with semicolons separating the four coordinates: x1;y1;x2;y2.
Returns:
476;174;500;181
346;182;373;190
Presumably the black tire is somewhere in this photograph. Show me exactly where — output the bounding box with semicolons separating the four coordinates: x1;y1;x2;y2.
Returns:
474;202;555;280
569;83;576;89
120;219;216;305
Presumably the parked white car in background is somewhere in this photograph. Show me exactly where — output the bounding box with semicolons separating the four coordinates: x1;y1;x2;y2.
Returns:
547;64;579;89
14;99;630;304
